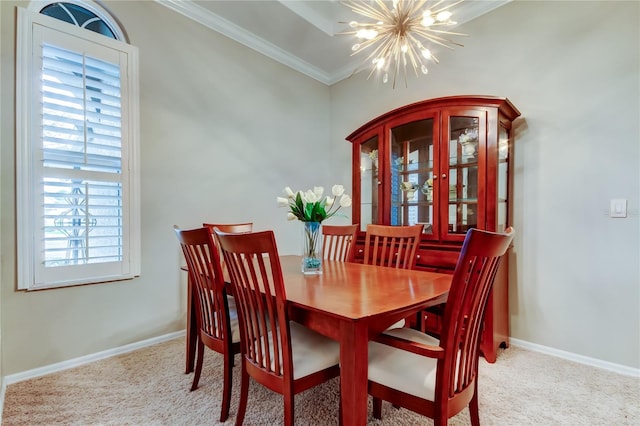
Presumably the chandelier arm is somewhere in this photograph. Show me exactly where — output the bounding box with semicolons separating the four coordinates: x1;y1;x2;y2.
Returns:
343;1;390;23
422;27;468;35
431;0;465;15
373;36;399;70
407;0;429;18
352;35;396;75
374;0;394;16
403;35;423;76
350;33;393;58
412;28;465;49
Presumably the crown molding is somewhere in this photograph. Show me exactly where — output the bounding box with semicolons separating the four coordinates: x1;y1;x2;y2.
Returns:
155;0;334;85
154;0;513;87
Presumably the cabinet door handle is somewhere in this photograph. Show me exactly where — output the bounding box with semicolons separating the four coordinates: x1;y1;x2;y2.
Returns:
441;174;447;179
377;180;382;185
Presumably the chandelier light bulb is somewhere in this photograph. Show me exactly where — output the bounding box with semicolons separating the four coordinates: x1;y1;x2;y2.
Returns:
422;11;435;27
356;29;378;40
422;48;432;59
436;11;452;22
421;65;429;74
352;43;361;51
349;20;358;28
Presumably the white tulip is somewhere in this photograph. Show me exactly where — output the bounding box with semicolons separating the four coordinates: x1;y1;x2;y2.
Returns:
340;194;352;208
304;189;320;203
277;197;289;207
326;197;334;208
287;212;297;221
284;187;295;198
332;185;345;197
313;186;324;198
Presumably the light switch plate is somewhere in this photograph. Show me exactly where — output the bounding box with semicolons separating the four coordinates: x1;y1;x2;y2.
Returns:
610;199;627;218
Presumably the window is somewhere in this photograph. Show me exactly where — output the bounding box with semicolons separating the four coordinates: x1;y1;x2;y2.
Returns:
17;3;140;290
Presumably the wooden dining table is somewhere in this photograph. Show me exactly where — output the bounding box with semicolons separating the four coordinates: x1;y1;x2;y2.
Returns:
183;255;451;425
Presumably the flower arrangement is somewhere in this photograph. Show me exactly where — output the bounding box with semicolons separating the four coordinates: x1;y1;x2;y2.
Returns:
277;185;352;274
368;149;378;161
277;185;352;223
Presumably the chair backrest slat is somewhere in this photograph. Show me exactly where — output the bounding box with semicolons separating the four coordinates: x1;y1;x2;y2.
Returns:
216;230;292;381
203;222;254;276
174;226;230;343
363;224;423;269
322;224;358;262
437;227;514;401
203;222;253;234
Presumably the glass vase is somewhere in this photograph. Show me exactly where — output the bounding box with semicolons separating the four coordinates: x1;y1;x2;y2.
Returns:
302;221;322;274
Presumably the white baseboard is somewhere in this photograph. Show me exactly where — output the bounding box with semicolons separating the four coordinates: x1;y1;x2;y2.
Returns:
3;330;185;387
510;337;640;377
1;331;636;424
0;330;184;425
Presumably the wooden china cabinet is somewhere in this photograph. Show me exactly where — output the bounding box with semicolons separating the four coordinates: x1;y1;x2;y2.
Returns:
346;95;521;363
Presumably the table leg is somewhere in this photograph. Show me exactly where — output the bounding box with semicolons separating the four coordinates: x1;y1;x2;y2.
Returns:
339;321;368;426
185;273;197;374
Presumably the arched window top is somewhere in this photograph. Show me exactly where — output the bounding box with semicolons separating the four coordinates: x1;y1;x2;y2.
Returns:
28;0;127;41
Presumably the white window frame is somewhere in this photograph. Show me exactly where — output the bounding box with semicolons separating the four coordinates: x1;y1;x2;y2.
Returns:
16;5;140;290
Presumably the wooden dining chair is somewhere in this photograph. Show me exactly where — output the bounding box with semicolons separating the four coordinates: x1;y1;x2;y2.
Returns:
174;226;241;422
362;224;424;329
362;223;424;269
203;222;253;274
322;224;358;262
203;222;253;234
367;227;515;426
215;229;341;426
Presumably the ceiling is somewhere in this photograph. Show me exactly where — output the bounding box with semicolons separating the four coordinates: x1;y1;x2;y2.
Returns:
156;0;511;85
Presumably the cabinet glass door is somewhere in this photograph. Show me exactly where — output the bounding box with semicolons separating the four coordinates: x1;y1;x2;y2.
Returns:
359;135;379;229
497;124;509;232
390;118;435;235
445;113;485;238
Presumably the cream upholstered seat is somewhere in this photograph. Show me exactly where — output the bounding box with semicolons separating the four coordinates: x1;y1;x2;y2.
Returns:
261;321;340;380
367;227;515;426
369;327;440;400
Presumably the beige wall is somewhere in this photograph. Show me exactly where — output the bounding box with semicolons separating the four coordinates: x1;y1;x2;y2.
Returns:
330;1;640;368
0;0;638;376
0;0;331;375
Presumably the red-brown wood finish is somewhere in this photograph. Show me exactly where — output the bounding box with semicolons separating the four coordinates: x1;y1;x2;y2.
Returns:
322;224;358;262
215;230;341;426
183;253;451;425
174;226;241;422
346;95;521;363
368;228;515;426
280;255;451;426
363;223;423;269
182;223;254;374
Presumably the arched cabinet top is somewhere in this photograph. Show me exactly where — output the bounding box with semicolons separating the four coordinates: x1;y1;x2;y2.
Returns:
346;95;521;142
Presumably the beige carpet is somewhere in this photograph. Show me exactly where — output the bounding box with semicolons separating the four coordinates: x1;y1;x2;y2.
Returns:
3;337;638;425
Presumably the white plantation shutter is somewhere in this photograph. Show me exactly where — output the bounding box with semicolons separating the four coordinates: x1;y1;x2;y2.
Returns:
17;8;140;289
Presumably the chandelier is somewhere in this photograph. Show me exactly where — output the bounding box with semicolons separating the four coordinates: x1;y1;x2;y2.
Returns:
341;0;466;88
